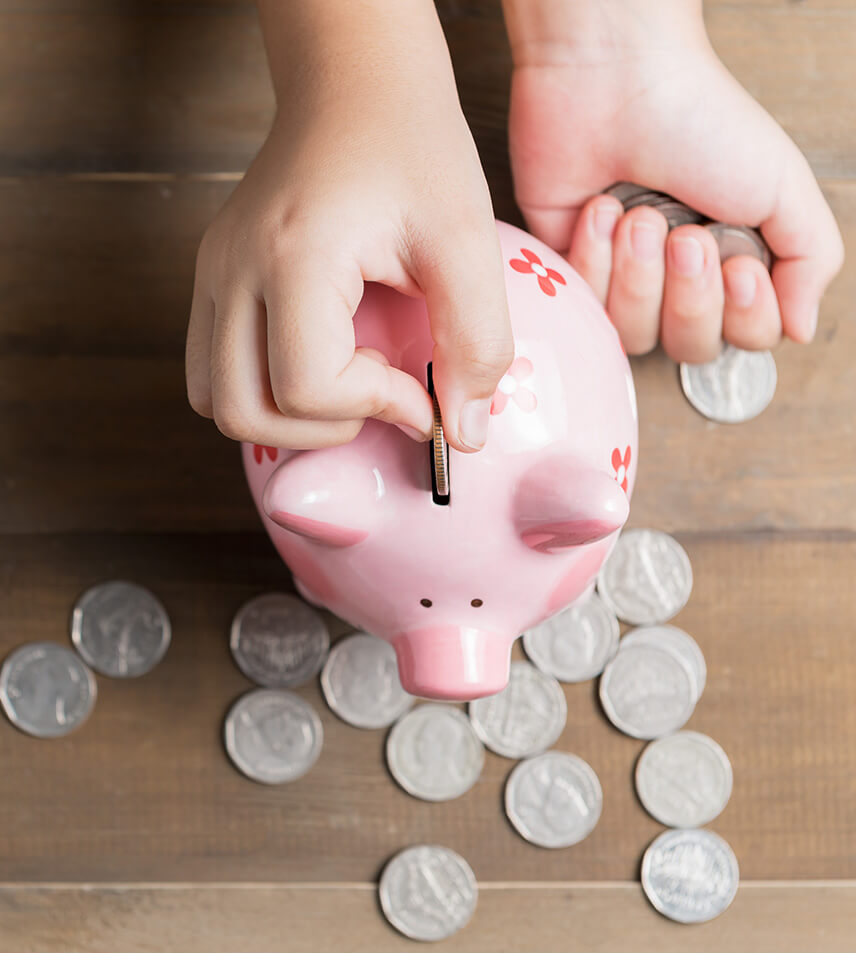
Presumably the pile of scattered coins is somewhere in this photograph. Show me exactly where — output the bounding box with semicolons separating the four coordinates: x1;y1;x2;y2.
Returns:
0;581;170;737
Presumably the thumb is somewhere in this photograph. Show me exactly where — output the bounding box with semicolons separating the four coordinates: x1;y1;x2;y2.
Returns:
415;225;514;453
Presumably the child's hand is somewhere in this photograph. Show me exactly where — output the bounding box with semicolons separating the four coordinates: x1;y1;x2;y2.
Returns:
186;0;513;452
502;0;844;362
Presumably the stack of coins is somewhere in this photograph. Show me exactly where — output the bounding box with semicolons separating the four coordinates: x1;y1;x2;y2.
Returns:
605;182;778;426
0;579;172;739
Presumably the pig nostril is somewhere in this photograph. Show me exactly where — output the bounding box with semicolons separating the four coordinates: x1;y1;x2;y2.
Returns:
420;598;433;608
471;598;483;607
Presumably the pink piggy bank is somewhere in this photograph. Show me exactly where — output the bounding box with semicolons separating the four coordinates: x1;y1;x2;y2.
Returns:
242;222;637;701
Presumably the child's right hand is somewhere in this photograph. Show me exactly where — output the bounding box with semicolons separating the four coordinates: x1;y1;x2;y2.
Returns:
186;0;513;453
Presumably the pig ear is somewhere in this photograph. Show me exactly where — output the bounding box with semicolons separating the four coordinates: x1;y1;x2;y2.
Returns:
262;453;381;548
514;457;629;553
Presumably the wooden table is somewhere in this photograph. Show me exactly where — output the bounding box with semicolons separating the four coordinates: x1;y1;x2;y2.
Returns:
1;1;854;948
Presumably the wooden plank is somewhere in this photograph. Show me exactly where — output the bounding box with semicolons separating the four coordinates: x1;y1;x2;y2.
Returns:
0;531;853;882
1;177;853;534
0;6;855;175
1;884;855;952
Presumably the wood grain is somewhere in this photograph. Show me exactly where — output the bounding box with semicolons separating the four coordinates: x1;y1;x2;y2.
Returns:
1;5;855;175
1;884;855;953
0;531;853;882
1;177;852;534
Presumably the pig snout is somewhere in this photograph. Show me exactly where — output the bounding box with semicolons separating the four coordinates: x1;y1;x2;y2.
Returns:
393;626;515;701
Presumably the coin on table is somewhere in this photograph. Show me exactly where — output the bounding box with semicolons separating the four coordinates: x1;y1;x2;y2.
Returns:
680;344;777;424
379;844;478;942
468;661;567;759
223;688;323;784
621;625;707;701
0;642;97;738
641;828;739;923
505;751;603;848
636;731;733;828
70;580;171;678
230;592;329;689
597;529;693;626
599;642;697;739
386;704;484;801
523;592;619;682
321;631;413;729
706;222;772;270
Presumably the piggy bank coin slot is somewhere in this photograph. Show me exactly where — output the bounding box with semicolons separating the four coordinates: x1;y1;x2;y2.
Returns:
427;362;450;505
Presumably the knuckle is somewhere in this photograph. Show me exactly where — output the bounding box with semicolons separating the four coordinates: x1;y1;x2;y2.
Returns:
212;400;254;442
186;384;213;418
272;378;324;418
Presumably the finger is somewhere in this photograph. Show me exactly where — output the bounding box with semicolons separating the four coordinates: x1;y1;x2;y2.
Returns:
520;205;578;256
186;273;215;418
566;196;622;304
721;256;782;351
761;153;845;342
605;206;668;354
661;225;725;364
210;285;365;449
412;224;515;453
265;263;434;437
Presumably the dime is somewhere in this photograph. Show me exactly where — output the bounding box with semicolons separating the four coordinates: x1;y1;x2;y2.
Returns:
680;345;777;424
522;592;619;682
230;592;329;689
321;631;413;729
504;751;603;848
621;625;707;701
599;642;696;739
223;688;323;784
597;529;693;626
0;642;96;738
641;828;739;923
379;844;478;941
386;704;484;801
706;222;772;270
636;731;733;828
70;580;171;678
468;661;567;759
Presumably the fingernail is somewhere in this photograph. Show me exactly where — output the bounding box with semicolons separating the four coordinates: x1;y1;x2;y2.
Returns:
459;397;492;451
593;205;620;240
670;236;704;277
724;269;756;309
806;304;819;339
395;422;430;442
630;222;660;261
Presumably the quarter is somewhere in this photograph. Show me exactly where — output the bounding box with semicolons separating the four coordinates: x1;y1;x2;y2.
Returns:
379;844;478;941
70;579;171;678
680;345;777;424
230;592;329;689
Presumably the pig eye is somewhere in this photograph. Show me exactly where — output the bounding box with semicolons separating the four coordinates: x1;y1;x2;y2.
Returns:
471;598;483;607
420;598;432;608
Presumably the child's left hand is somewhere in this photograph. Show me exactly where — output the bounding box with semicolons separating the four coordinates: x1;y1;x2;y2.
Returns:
502;0;844;363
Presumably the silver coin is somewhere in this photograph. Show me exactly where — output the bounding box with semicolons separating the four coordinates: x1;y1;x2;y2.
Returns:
604;181;661;205
706;221;772;270
379;844;478;941
523;592;619;682
386;704;484;801
321;631;413;729
680;344;777;424
636;731;733;828
505;751;603;848
223;688;323;784
468;661;567;759
70;580;171;678
641;828;739;923
597;529;693;626
599;642;697;739
621;625;706;702
230;592;329;689
651;202;707;228
0;642;96;738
